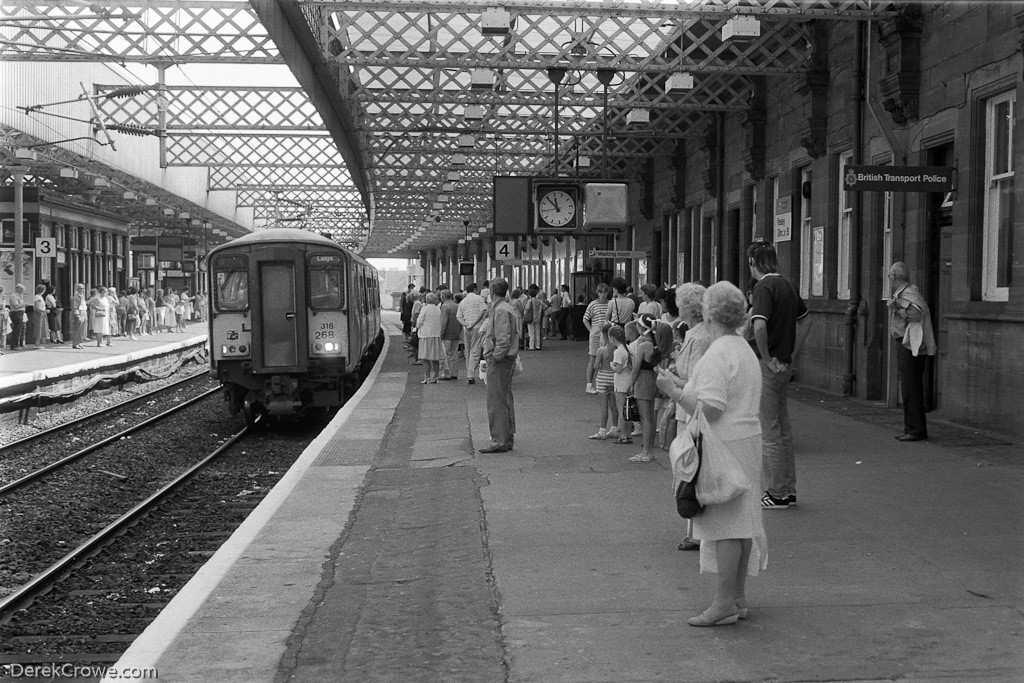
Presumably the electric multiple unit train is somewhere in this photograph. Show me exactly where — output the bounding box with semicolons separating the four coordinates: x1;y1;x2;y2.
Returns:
206;229;383;421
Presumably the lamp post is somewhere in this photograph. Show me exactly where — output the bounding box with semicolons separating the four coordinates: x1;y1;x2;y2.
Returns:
596;69;617;178
546;67;567;177
202;221;211;295
10;166;29;287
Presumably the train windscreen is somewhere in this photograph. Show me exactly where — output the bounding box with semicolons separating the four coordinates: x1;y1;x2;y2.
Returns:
308;253;344;310
213;255;248;311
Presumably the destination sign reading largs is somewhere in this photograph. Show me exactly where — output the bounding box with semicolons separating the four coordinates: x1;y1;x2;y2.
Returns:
843;165;955;193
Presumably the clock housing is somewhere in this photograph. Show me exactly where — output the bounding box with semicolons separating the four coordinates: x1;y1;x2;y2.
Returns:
533;183;580;232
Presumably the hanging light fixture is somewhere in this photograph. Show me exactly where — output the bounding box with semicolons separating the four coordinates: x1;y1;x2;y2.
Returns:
667;72;695;91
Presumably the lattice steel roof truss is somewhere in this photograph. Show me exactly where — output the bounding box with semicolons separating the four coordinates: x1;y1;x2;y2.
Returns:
1;0;899;256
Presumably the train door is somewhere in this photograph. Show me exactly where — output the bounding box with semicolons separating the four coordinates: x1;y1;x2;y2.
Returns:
259;262;299;368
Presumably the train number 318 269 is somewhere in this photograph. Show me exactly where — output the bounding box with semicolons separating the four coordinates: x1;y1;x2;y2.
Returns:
314;322;335;340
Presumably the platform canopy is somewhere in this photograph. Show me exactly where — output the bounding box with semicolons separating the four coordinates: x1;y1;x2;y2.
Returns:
0;0;900;256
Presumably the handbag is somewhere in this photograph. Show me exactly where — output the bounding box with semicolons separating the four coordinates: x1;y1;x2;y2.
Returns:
622;394;640;423
669;407;704;518
694;409;751;506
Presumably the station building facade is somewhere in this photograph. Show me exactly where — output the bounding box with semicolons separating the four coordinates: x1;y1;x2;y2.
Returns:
1;187;130;317
423;4;1023;438
638;4;1021;437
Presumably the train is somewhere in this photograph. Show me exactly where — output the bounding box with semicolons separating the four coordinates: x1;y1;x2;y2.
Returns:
206;228;383;421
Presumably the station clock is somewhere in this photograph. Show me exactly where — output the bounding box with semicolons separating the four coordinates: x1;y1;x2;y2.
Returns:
534;183;580;231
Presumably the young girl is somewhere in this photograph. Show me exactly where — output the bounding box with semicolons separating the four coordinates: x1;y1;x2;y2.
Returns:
589;322;620;440
654;321;678;449
609;324;634;445
582;283;610;394
627;316;659;462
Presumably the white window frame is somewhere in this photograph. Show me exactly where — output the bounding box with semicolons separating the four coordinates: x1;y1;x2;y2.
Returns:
982;90;1014;302
750;183;758;242
799;167;813;298
837;151;853;300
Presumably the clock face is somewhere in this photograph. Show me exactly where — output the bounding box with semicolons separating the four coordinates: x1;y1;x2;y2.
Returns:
538;189;576;227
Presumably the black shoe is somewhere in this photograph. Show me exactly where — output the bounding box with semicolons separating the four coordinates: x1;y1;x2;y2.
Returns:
478;445;508;453
787;494;797;506
761;492;790;509
896;433;926;442
467;379;475;385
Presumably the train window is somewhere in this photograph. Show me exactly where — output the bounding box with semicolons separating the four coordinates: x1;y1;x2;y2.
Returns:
213;255;249;311
308;253;344;310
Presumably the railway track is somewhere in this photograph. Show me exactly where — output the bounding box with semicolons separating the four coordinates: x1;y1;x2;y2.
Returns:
0;420;252;621
0;371;212;455
0;387;221;497
0;396;328;668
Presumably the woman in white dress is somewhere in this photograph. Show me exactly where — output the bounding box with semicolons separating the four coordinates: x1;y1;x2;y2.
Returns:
662;281;766;627
414;292;444;383
89;286;111;347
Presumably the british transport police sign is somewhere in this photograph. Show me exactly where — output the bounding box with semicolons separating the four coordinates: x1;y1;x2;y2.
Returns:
843;165;955;193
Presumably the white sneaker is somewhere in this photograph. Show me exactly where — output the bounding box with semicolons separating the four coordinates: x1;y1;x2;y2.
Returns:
588;429;608;440
628;453;654;463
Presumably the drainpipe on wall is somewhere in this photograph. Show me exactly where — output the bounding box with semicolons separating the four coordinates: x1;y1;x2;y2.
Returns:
843;21;866;396
717;112;726;282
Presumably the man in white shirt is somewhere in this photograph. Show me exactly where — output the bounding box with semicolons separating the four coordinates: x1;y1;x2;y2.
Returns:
547;288;563;339
456;282;488;385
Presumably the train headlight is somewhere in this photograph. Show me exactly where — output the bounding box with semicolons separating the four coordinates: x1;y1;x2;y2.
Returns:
314;342;323;352
324;341;337;352
238;344;248;354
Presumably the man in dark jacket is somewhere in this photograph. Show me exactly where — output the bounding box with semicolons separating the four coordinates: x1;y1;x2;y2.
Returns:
438;289;462;380
400;283;415;339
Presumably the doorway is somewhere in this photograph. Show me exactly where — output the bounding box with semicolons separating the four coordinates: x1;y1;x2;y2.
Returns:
923;142;953;412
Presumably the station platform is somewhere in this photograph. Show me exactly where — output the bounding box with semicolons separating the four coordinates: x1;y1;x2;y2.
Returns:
0;323;208;399
17;310;1012;681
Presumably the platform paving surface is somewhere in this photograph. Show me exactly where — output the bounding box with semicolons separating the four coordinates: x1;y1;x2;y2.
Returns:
273;323;1022;683
89;313;1022;683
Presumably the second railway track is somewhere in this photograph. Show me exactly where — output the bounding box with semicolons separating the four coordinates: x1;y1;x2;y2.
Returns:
0;388;243;611
0;413;325;666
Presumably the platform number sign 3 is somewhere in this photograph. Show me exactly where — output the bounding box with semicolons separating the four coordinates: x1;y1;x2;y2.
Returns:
35;237;56;258
495;240;513;261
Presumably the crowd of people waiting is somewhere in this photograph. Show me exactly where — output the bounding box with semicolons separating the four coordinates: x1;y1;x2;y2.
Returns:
1;282;206;353
399;279;571;384
397;241;813;627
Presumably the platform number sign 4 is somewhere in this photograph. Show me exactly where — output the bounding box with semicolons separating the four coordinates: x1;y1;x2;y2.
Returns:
495;240;514;261
35;237;56;257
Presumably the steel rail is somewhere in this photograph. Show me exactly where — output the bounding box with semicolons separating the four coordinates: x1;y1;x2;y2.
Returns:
0;420;254;623
0;386;221;497
0;372;208;455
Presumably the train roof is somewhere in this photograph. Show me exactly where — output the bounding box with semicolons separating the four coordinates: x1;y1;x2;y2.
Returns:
209;228;375;269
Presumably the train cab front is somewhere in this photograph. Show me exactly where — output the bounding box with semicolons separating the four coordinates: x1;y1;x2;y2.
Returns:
209;245;350;422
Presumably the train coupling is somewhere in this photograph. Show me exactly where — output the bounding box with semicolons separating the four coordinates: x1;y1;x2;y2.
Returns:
265;375;302;416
